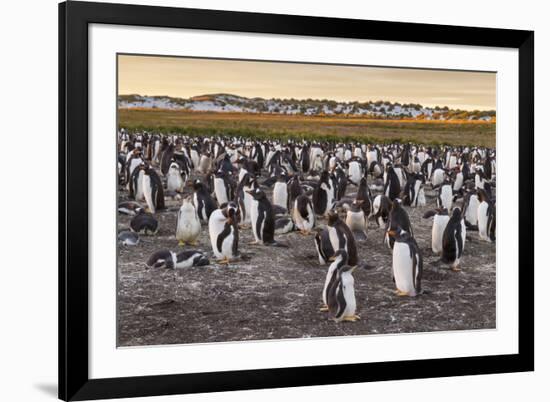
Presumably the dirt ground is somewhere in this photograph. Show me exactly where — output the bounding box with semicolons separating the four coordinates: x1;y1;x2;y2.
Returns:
117;170;496;347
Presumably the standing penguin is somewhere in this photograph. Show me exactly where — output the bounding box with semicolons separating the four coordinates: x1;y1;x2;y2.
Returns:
312;171;335;216
314;229;335;265
320;249;348;312
247;188;279;246
345;200;368;241
441;207;467;271
327;262;360;322
462;189;480;230
384;199;413;249
423;208;450;255
166;162;185;193
235;173;257;227
355;177;373;217
437;180;454;211
272;175;289;211
213;170;233;205
326;210;358;267
192;179;217;223
387;228;423;297
142;165;165;213
384;165;401;201
292;194;315;235
208;202;239;264
176;197;202;246
477;188;495;242
372;194;392;228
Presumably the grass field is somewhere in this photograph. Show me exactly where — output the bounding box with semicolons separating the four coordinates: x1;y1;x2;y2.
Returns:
118;109;496;147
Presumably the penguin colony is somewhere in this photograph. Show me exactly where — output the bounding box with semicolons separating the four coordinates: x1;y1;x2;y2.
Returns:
118;129;496;328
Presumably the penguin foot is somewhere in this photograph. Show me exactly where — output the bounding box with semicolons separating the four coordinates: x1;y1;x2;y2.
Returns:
190;240;199;246
451;266;461;272
248;240;260;245
319;305;329;312
178;240;186;246
395;289;409;297
217;257;230;265
342;315;359;322
299;230;310;236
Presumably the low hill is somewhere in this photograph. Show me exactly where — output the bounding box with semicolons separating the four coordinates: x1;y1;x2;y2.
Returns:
118;93;495;121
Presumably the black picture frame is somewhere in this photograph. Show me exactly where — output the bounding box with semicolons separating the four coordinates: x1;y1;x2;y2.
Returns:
59;1;534;400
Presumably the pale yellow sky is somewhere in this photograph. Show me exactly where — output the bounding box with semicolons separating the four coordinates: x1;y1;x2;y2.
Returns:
118;54;496;111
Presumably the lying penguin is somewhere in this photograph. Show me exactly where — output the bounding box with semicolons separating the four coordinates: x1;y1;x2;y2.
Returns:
130;208;159;235
146;249;209;269
118;231;139;246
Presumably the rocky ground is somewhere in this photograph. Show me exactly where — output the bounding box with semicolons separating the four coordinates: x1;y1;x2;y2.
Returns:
117;172;496;347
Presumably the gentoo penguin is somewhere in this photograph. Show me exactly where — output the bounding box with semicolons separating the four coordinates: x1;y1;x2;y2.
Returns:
208;202;239;264
146;249;209;269
247;188;279;246
355;177;373;217
372;194;392;227
477;189;495;242
384;166;401;201
166;162;185;193
441;207;467;271
462;189;480;230
213;170;233;205
431;160;445;187
402;173;426;207
142;165;165;213
320;249;348;312
314;229;335;265
345;201;368;241
198;152;212;174
312;171;335;216
327;210;358;267
235;173;257;227
272;175;288;211
128;163;146;201
292;194;315;235
437;180;453;211
347;159;363;186
274;217;296;235
192;179;217;223
118;201;143;216
327;261;360;322
423;208;450;255
387;228;423;297
384;199;413;249
130;208;159;234
287;175;303;212
118;231;139;246
176;197;201;246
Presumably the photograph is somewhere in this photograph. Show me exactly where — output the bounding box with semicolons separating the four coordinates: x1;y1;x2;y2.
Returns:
116;54;497;347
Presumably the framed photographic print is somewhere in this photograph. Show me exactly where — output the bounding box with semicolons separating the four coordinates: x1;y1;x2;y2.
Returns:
59;1;534;400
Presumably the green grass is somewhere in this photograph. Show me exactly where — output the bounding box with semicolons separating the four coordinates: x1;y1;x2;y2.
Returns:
118;109;496;147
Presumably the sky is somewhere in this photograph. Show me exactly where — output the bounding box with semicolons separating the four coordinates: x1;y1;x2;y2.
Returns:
118;54;496;111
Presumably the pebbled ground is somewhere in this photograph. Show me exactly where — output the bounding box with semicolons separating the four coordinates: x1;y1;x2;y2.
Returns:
117;171;496;347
